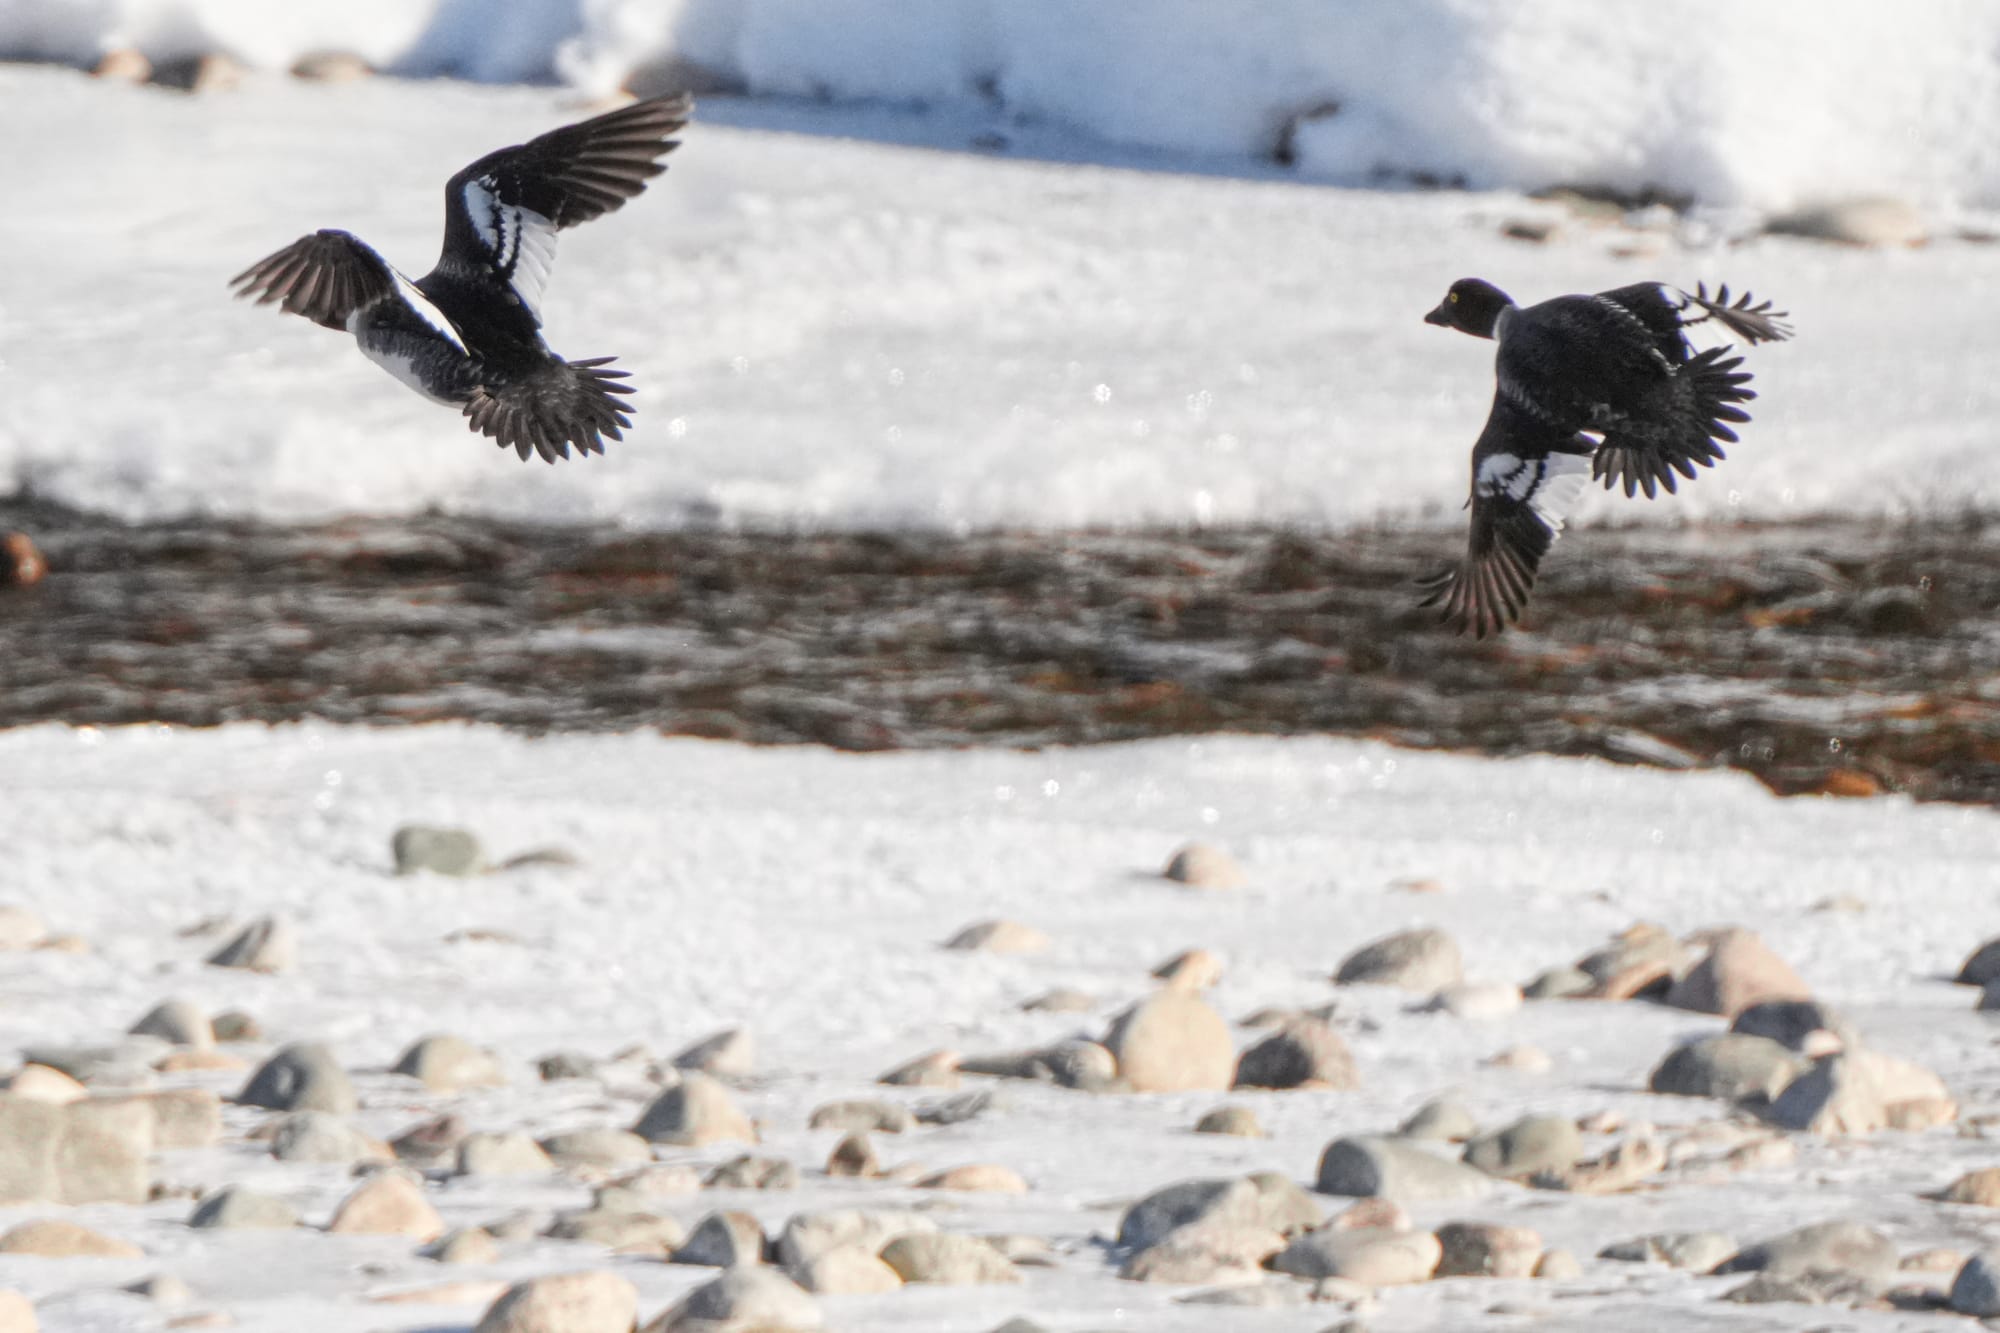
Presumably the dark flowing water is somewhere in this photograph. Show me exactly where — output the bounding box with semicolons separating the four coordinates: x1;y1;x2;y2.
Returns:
3;500;1996;805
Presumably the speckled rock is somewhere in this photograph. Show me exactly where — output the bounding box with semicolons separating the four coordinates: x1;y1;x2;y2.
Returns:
1649;1034;1806;1102
474;1271;636;1333
1103;991;1234;1093
633;1075;755;1147
0;1219;143;1258
1162;842;1246;890
393;1035;506;1092
270;1111;387;1165
879;1233;1019;1285
1315;1135;1495;1203
1463;1115;1582;1180
327;1172;444;1239
1434;1221;1542;1278
1269;1227;1441;1285
1335;928;1463;991
1232;1017;1357;1090
237;1044;354;1115
1666;929;1811;1018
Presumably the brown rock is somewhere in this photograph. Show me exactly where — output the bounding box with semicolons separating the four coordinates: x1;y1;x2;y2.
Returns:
1152;948;1224;991
1940;1168;2000;1207
1666;929;1811;1018
1578;923;1689;1000
1103;992;1234;1093
632;1074;754;1147
1330;1197;1410;1232
1232;1017;1357;1090
1162;842;1246;890
878;1050;960;1088
91;50;152;82
1434;1221;1543;1278
919;1163;1026;1193
825;1132;877;1178
473;1271;637;1333
327;1172;444;1239
1193;1105;1264;1137
0;1219;142;1258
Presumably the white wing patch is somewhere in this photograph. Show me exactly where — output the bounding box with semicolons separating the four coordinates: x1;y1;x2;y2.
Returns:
1476;451;1591;532
388;270;466;352
464;177;560;321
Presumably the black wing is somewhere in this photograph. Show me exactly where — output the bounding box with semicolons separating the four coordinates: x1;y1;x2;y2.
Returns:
433;95;691;320
229;229;396;331
1592;345;1756;499
1418;394;1594;639
462;356;635;464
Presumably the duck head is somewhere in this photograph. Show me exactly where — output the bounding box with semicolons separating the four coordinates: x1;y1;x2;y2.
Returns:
1424;278;1514;339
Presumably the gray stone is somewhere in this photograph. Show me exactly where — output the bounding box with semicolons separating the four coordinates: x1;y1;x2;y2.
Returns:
1315;1135;1495;1203
1434;1221;1543;1278
1722;1269;1883;1305
456;1132;554;1177
270;1111;383;1164
633;1074;755;1146
129;999;213;1050
393;1035;505;1092
1957;938;2000;987
1950;1250;2000;1317
211;1011;261;1043
879;1233;1019;1285
392;825;486;876
673;1028;754;1080
1269;1227;1442;1284
189;1185;298;1230
1649;1034;1805;1102
206;916;298;972
808;1100;914;1135
647;1265;822;1330
1763;1049;1951;1135
1102;991;1234;1093
1118;1178;1264;1250
673;1210;767;1267
1398;1095;1478;1142
1335;928;1463;991
548;1209;687;1255
1600;1231;1738;1271
237;1044;355;1114
1463;1114;1583;1180
538;1127;652;1170
1233;1018;1357;1090
1714;1220;1897;1286
475;1271;637;1333
1731;1000;1850;1052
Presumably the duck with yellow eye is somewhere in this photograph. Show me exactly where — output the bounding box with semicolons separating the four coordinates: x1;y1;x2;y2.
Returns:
1416;276;1792;637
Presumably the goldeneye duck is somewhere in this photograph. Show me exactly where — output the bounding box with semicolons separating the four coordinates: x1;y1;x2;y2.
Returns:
231;95;690;463
1417;277;1792;637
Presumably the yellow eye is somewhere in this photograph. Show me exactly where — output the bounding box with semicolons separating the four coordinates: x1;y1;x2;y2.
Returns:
1448;292;1459;303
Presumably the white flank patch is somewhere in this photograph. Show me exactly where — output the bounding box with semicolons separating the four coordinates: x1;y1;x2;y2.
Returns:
352;334;458;405
1477;450;1590;533
465;177;559;321
390;270;466;352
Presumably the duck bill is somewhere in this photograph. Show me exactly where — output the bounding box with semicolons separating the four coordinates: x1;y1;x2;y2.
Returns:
1422;302;1453;328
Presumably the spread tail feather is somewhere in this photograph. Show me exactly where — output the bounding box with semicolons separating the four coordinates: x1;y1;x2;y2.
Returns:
463;356;634;463
1593;346;1753;499
1686;282;1792;345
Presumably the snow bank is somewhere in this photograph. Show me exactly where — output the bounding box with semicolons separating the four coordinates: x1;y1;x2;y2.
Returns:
6;0;1999;212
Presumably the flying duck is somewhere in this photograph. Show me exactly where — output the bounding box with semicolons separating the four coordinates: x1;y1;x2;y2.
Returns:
1417;278;1792;637
231;95;690;463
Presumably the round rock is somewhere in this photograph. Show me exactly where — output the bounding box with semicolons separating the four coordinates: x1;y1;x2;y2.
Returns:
648;1266;822;1330
456;1132;555;1178
1433;1221;1542;1278
1665;929;1811;1018
632;1074;755;1146
673;1211;767;1268
189;1186;298;1230
0;1219;143;1258
1162;842;1246;890
237;1044;355;1114
392;825;486;877
673;1028;754;1080
1399;1095;1478;1142
394;1035;506;1092
1194;1105;1265;1137
1232;1017;1357;1091
206;916;297;973
1950;1250;2000;1317
327;1172;444;1239
1103;991;1234;1093
1335;928;1463;992
1649;1034;1805;1102
1269;1228;1441;1285
129;999;214;1051
270;1111;386;1165
879;1233;1019;1286
473;1271;636;1333
1462;1114;1582;1180
1316;1135;1495;1203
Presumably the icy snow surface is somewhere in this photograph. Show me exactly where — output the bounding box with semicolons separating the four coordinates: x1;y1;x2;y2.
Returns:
6;1;2000;212
2;722;1998;1330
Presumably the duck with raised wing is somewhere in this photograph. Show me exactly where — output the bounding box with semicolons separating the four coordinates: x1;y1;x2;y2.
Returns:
232;95;690;463
1417;278;1792;637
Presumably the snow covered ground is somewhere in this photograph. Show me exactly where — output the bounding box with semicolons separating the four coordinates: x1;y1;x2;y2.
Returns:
2;722;1998;1330
2;65;1999;533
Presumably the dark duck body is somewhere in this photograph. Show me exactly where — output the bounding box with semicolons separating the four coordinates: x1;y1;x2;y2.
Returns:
231;95;691;462
1418;277;1792;637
